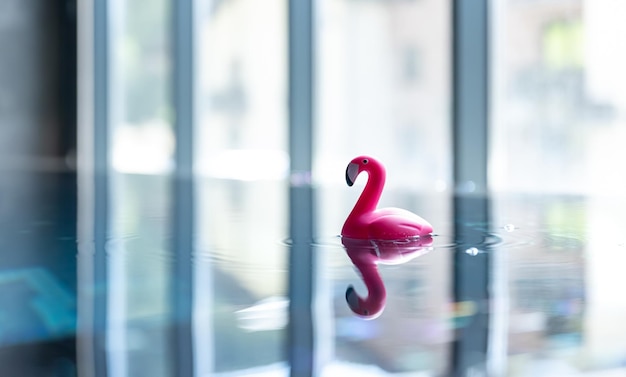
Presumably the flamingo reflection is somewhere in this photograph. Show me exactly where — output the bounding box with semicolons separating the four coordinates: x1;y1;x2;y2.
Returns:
341;235;433;319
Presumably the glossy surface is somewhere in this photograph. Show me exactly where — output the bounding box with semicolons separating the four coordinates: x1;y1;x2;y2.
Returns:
2;170;626;376
341;156;433;239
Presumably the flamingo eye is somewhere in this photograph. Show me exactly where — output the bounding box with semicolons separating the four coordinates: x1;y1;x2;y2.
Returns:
362;159;369;164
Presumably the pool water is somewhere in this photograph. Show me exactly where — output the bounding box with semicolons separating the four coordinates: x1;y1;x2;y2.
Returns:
1;171;626;376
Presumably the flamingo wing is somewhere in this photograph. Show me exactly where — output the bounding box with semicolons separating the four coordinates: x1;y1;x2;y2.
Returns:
367;208;433;239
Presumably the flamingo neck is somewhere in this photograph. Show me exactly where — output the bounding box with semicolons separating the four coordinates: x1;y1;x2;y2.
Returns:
354;262;386;310
349;165;386;218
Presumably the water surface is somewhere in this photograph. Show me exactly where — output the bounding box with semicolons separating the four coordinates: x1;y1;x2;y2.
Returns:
1;172;626;376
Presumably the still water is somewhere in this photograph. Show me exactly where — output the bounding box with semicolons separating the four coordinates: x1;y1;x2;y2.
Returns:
1;171;626;376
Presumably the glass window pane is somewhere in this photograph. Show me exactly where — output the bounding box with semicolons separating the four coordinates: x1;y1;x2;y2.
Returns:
491;0;626;194
110;0;174;175
195;0;288;180
316;0;451;191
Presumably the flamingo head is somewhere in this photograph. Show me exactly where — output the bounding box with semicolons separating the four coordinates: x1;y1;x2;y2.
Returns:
345;156;383;187
345;284;385;319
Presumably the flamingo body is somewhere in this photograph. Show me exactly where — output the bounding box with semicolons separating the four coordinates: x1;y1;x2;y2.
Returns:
341;156;433;240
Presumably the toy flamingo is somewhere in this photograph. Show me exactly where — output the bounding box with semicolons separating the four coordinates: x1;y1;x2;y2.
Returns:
342;236;433;319
341;156;433;239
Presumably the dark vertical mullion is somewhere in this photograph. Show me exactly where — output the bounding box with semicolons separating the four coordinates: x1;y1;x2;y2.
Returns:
289;0;314;175
288;0;315;376
172;0;195;179
93;0;109;376
58;0;78;157
453;0;489;193
171;0;195;376
451;1;491;377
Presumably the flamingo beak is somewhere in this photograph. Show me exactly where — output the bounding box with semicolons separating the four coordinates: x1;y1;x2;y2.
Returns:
345;163;359;186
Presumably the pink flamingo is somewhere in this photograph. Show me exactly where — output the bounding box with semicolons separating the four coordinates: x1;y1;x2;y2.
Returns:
342;236;433;319
341;156;433;239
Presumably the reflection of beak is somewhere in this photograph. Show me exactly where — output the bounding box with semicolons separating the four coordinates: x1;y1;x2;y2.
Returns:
346;285;359;309
345;284;383;319
345;163;359;186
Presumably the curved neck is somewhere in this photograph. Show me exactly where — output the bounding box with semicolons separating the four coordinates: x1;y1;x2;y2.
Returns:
353;262;386;307
349;165;386;217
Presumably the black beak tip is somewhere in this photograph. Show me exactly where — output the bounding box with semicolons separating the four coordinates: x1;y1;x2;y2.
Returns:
345;285;355;302
345;170;354;186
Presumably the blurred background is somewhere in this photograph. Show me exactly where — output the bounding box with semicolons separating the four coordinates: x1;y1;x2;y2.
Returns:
1;0;626;376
